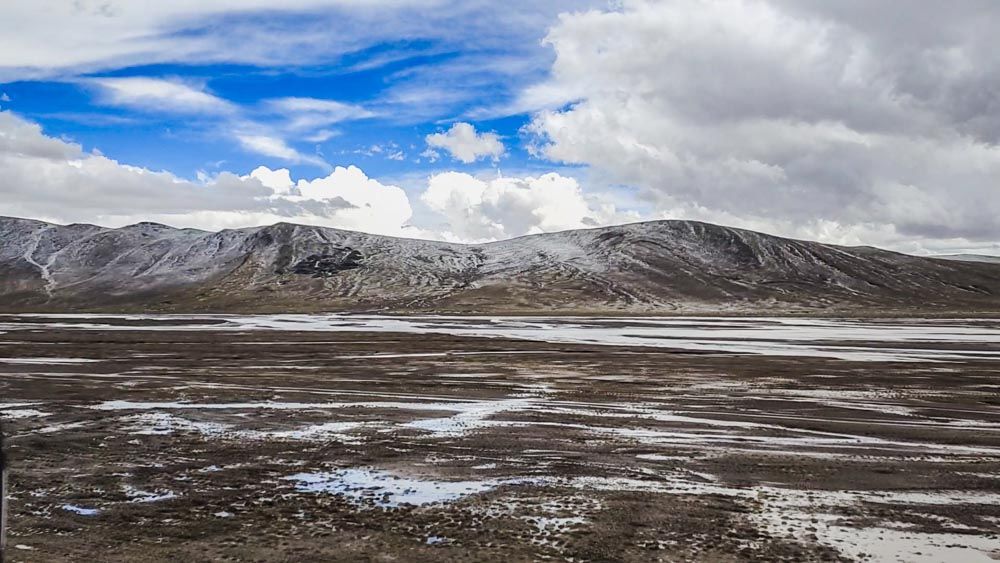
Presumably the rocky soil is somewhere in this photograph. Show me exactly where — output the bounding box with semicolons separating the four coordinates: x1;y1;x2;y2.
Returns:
2;315;999;561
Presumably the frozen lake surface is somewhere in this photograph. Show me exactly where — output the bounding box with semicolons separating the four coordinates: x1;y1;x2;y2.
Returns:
5;313;1000;361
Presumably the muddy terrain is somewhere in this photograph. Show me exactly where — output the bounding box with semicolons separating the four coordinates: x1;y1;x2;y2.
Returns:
2;315;1000;562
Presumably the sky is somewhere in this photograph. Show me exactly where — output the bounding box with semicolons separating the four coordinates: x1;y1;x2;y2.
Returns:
1;0;998;255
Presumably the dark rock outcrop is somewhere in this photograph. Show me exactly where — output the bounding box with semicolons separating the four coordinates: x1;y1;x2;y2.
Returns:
288;250;363;278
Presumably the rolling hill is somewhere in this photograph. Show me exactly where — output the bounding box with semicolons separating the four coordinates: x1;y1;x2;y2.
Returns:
2;216;998;314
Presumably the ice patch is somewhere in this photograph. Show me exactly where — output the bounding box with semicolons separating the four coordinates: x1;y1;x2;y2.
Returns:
92;400;352;411
122;413;364;443
0;402;41;409
425;536;449;545
124;413;229;436
749;487;1000;563
36;421;90;434
124;485;178;503
404;398;535;437
284;468;528;508
256;422;365;442
554;471;1000;561
9;314;1000;362
0;357;101;364
636;454;688;462
0;409;51;419
62;504;100;516
525;515;588;533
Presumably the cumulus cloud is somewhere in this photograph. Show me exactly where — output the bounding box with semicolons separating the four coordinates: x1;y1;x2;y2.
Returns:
3;110;633;243
524;0;1000;249
421;171;636;242
0;110;412;235
425;122;505;163
250;164;414;235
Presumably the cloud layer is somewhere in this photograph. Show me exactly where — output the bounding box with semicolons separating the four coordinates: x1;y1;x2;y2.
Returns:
0;110;623;242
87;77;372;168
0;0;603;125
0;111;410;234
525;0;1000;254
3;1;999;256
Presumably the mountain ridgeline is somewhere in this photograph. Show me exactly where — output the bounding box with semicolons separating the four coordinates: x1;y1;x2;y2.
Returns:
1;216;998;314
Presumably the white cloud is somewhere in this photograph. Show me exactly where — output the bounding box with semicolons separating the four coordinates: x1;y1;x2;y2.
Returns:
0;0;619;137
0;113;81;161
304;129;339;143
0;110;410;235
421;171;636;242
419;148;441;163
90;77;236;115
524;0;1000;246
235;134;327;168
0;0;605;131
247;166;295;196
87;78;369;166
266;97;375;131
0;1;419;77
425;122;504;163
0;110;641;244
6;109;998;253
298;166;413;234
0;92;10;102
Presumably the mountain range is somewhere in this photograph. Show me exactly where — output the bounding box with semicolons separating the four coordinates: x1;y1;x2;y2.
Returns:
1;215;998;314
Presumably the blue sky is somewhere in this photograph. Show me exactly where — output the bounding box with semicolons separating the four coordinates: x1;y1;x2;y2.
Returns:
1;1;999;255
0;1;593;176
0;1;629;243
2;42;544;179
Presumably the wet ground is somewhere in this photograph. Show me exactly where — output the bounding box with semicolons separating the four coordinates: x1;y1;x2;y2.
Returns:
1;315;1000;562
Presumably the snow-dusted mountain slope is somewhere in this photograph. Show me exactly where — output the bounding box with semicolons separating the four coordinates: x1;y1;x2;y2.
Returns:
2;216;998;313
